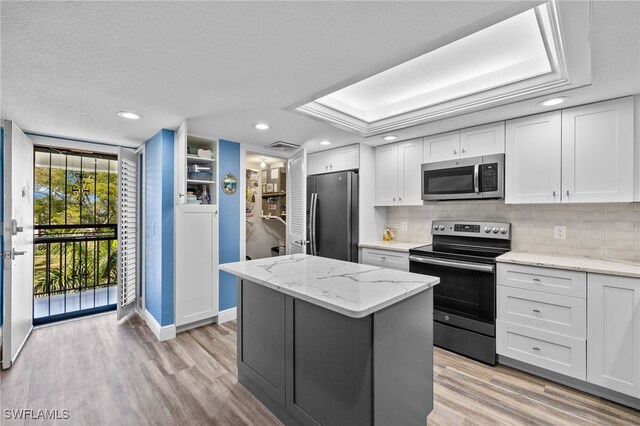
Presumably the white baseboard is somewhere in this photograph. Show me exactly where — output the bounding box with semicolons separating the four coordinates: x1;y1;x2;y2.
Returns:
144;309;176;341
216;307;237;324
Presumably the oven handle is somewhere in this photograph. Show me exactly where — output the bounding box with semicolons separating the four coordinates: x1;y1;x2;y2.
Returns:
473;164;480;193
409;255;495;273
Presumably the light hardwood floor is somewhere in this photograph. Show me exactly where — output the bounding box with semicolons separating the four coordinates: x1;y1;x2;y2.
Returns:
1;312;638;425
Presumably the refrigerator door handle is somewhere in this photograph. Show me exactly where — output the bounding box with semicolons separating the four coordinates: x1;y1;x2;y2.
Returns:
308;193;315;255
312;193;318;256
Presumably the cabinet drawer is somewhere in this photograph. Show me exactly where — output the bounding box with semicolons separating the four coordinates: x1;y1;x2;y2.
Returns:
497;321;586;380
360;248;409;271
497;286;586;338
497;263;586;298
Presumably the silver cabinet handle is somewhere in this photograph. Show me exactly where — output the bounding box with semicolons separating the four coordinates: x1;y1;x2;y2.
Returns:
381;256;386;260
11;248;27;260
330;164;333;170
566;190;570;196
453;149;458;155
462;148;466;154
398;197;402;202
532;308;541;313
553;190;556;197
409;255;495;273
532;347;541;351
392;197;396;202
325;165;329;171
532;278;541;282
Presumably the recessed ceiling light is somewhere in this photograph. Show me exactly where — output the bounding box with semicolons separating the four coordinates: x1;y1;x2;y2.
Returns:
382;135;398;141
117;111;142;120
254;123;270;130
320;140;332;146
539;97;569;107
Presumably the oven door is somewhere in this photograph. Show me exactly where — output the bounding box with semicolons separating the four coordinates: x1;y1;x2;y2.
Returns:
409;255;495;336
421;157;480;201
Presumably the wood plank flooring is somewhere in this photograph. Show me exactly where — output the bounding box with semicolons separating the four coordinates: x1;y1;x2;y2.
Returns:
1;312;638;425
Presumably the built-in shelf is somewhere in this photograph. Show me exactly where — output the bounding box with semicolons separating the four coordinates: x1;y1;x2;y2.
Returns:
187;155;216;165
261;215;286;225
187;179;215;185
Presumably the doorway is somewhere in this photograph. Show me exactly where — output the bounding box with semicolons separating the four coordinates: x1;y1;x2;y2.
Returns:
245;153;287;260
32;147;118;325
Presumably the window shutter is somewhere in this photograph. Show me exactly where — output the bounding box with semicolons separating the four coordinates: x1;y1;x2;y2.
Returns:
117;148;137;319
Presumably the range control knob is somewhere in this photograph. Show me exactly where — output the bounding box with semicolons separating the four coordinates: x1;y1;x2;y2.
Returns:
438;225;445;231
484;227;491;233
492;227;499;234
433;225;439;231
500;227;508;234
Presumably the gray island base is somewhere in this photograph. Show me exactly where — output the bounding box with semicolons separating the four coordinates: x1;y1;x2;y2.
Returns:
220;254;439;426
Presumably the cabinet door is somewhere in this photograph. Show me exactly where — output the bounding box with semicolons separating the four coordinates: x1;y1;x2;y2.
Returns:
562;97;635;203
460;122;505;157
329;145;359;172
375;144;399;206
307;151;327;176
423;131;460;162
398;139;423;205
505;112;561;204
175;120;187;204
175;204;219;326
587;274;640;398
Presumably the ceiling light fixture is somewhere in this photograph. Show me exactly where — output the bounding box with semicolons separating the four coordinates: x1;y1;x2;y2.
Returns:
254;123;270;130
382;135;398;141
260;158;267;168
539;97;569;107
117;111;142;120
320;140;331;146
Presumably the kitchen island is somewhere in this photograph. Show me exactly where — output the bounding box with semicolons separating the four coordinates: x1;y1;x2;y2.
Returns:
219;254;439;426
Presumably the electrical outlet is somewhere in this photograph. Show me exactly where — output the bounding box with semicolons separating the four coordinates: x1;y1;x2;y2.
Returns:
554;225;566;240
401;221;408;232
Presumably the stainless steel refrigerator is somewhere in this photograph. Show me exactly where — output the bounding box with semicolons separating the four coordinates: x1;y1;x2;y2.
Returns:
307;171;359;262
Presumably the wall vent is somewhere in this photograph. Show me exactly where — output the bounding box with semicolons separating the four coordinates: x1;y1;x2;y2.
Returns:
265;141;300;152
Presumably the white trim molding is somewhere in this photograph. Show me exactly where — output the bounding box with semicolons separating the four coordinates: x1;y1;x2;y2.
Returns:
217;307;237;324
144;309;176;341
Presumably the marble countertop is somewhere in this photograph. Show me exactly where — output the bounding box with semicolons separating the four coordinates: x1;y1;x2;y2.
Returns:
219;254;439;318
358;240;430;253
497;252;640;279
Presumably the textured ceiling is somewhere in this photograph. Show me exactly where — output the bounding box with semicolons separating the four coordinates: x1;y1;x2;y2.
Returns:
2;1;639;153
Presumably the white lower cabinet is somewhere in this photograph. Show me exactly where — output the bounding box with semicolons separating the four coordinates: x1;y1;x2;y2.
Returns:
360;248;409;271
587;274;640;398
175;204;219;327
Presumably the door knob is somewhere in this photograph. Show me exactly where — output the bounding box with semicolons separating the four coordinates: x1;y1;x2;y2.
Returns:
11;219;23;235
11;247;27;260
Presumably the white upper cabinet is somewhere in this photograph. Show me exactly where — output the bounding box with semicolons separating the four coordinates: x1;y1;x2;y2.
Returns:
398;139;424;205
505;112;562;204
423;123;505;163
561;97;635;203
375;139;423;206
587;274;640;398
460;122;505;158
375;143;399;206
307;144;359;175
423;131;460;162
506;97;635;204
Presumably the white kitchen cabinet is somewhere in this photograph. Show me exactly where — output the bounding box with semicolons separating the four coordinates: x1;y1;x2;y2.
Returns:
423;131;460;162
175;204;219;327
360;247;409;271
375;139;423;206
506;97;635;204
587;273;640;398
375;143;399;206
307;144;359;175
505;111;562;204
460;122;505;158
561;97;635;203
423;123;505;163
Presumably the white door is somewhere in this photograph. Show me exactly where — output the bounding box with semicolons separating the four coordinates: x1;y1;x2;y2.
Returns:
175;204;218;326
117;148;137;320
587;274;640;398
398;139;423;206
423;130;460;162
375;144;398;206
2;121;34;369
562;97;635;203
286;148;307;254
505;112;562;204
460;122;505;158
175;120;187;204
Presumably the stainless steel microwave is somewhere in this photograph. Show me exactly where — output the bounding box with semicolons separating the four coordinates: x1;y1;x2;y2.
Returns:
421;154;504;201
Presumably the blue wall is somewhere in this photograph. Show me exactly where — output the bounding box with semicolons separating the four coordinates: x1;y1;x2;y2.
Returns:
0;128;3;327
218;140;240;311
144;129;175;326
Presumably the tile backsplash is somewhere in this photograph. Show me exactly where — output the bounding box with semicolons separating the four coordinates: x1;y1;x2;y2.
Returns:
386;201;640;263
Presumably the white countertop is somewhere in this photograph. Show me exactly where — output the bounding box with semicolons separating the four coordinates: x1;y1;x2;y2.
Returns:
497;252;640;279
219;254;439;318
358;240;430;253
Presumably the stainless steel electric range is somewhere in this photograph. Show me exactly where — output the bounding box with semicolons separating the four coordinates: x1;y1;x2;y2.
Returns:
409;220;511;365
